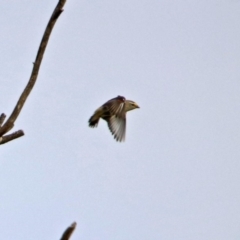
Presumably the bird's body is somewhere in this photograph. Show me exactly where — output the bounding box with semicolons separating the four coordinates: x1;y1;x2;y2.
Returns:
89;95;139;142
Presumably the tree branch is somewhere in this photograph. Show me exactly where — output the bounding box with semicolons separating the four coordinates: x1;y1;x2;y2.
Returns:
0;0;67;143
60;222;77;240
0;113;6;127
0;130;24;145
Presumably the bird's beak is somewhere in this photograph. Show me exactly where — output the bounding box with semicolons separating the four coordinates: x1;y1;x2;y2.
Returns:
135;103;140;108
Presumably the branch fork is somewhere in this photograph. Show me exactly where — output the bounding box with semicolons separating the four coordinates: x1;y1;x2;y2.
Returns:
0;0;67;145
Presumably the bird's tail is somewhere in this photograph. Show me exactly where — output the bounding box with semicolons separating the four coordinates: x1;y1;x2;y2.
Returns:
88;113;100;127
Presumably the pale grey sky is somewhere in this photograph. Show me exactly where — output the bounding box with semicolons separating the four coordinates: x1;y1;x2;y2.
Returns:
1;1;240;239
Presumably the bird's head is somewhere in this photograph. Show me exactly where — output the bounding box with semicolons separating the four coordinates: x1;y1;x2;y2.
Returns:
125;100;140;112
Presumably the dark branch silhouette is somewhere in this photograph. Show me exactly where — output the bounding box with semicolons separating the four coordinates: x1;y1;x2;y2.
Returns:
1;1;79;238
60;222;77;240
0;0;67;145
0;113;6;127
0;130;24;145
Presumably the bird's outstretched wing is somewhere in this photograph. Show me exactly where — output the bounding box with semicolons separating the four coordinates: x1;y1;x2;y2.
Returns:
108;115;126;142
104;96;126;142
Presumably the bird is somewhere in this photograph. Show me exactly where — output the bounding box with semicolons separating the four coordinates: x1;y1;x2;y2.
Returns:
88;95;139;142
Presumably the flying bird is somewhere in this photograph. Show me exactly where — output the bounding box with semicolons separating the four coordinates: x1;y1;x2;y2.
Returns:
88;95;139;142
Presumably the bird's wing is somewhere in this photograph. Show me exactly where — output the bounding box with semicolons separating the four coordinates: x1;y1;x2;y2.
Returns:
104;96;126;118
107;115;126;142
104;96;127;141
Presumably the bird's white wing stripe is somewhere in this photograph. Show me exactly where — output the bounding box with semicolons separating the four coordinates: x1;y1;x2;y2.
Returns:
108;116;126;142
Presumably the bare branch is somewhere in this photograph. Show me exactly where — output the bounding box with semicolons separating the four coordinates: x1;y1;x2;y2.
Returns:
60;222;77;240
0;113;6;127
0;130;24;145
0;0;67;140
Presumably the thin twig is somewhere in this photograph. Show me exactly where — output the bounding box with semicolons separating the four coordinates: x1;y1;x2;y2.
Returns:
0;0;67;139
0;130;24;145
0;113;6;126
60;222;77;240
